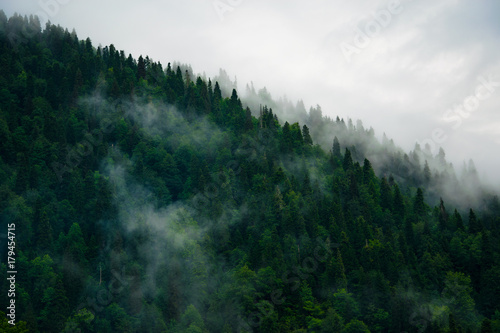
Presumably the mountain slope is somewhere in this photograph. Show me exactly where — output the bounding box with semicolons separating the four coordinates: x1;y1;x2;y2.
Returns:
1;12;500;333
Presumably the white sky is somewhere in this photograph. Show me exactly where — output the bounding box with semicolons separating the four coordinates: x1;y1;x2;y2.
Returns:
3;0;500;186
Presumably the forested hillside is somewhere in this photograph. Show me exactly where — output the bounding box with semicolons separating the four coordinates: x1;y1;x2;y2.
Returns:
1;12;500;333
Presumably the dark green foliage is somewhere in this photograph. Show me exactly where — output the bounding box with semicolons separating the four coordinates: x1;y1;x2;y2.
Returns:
333;136;342;159
469;208;483;234
343;148;353;171
414;188;426;218
137;55;146;80
302;124;313;145
0;311;29;332
439;198;448;231
481;318;492;333
0;13;498;333
393;184;405;221
380;177;392;212
35;210;53;254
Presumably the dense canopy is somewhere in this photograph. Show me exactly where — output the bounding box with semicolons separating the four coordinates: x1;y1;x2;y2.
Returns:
0;12;499;333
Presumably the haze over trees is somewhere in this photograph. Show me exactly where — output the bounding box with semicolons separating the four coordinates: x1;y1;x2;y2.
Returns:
1;12;500;332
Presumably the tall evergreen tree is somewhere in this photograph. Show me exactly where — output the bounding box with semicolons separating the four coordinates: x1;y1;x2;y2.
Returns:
480;318;492;333
362;158;375;185
302;124;313;145
469;208;482;234
333;136;341;159
380;177;392;212
413;188;426;218
36;210;53;254
453;209;465;231
137;55;146;80
343;148;353;171
439;198;448;231
393;184;405;220
423;160;431;184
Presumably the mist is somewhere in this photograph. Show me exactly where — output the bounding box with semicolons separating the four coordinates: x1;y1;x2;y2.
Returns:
72;91;259;331
3;0;500;188
0;8;500;332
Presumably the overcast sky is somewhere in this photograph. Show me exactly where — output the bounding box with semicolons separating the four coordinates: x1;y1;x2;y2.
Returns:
3;0;500;186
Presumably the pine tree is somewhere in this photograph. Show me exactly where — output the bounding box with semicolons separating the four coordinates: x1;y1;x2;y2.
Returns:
282;121;292;152
404;217;415;249
272;185;285;224
62;223;88;307
449;313;458;333
244;107;253;132
302;124;313;145
332;136;341;159
211;81;222;122
334;249;348;290
362;158;375;185
343;148;353;171
39;277;69;332
438;198;448;231
349;171;359;199
393;184;405;221
453;209;465;231
321;308;345;333
36;210;53;253
413;188;426;218
469;208;482;233
480;318;492;333
423;160;431;184
137;55;146;80
72;68;83;102
380;177;392;212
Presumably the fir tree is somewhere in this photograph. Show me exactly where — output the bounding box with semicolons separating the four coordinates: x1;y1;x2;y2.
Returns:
302;124;313;145
469;208;482;234
414;188;426;218
439;198;448;231
137;55;146;80
343;148;353;171
332;136;341;159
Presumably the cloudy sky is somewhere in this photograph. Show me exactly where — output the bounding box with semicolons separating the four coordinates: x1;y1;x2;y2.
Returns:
3;0;500;185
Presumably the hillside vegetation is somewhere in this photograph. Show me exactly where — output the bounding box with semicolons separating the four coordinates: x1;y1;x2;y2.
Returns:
1;12;500;332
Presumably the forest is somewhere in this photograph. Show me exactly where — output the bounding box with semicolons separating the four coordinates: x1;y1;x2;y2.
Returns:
0;12;500;332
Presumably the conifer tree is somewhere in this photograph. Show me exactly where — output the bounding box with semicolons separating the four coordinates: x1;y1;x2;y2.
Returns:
423;160;431;184
439;198;448;231
137;55;146;80
362;158;375;185
343;148;353;171
302;124;313;145
480;318;492;333
413;188;426;218
36;210;53;253
282;121;292;152
393;184;405;220
244;107;253;132
334;248;348;290
469;208;482;234
453;209;465;231
380;177;392;211
333;136;341;159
